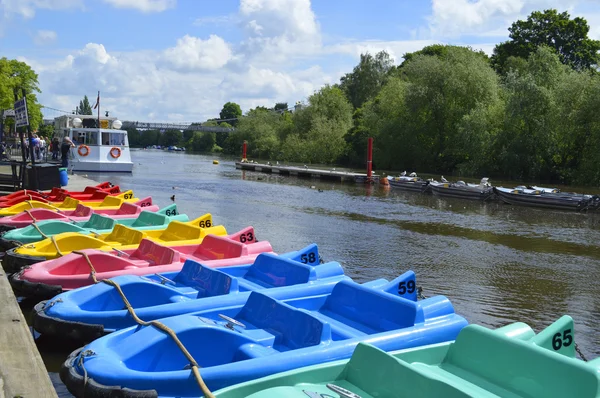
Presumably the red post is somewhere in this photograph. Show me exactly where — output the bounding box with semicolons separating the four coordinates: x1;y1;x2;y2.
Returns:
242;140;247;162
366;137;373;182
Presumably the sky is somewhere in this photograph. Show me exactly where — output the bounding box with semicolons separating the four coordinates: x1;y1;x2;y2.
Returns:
1;0;599;122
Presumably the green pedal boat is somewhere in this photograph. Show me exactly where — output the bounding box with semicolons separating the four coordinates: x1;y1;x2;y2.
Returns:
215;315;599;398
0;204;185;245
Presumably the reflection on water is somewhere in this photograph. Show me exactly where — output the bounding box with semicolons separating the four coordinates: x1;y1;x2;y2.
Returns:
26;149;600;396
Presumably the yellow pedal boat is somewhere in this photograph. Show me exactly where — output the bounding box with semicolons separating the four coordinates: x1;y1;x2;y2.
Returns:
4;214;225;272
0;191;140;217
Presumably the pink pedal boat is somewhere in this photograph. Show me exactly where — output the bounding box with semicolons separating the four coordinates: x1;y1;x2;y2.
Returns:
11;227;272;299
0;198;157;231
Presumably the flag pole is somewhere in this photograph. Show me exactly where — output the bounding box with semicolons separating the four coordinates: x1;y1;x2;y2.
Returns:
97;91;100;129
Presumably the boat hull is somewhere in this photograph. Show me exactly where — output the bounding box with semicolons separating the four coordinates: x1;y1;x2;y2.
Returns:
388;179;430;192
494;187;598;211
430;184;494;200
72;161;134;173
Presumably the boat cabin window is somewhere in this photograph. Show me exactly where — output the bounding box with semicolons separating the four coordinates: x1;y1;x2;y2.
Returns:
102;132;126;146
74;131;99;146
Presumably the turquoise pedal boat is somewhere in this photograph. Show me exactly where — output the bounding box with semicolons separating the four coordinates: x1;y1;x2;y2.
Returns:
215;315;600;398
1;204;184;245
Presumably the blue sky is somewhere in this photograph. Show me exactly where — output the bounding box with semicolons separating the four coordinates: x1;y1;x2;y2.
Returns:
1;0;598;122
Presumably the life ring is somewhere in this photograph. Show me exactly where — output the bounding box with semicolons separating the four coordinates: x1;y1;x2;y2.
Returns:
110;147;121;159
77;145;90;157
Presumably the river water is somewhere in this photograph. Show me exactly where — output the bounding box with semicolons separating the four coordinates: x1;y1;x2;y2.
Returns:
24;149;600;396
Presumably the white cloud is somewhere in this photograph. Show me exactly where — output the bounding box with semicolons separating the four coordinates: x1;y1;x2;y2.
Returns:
35;37;329;122
428;0;579;39
161;34;233;71
0;0;82;18
29;0;334;122
33;29;57;45
101;0;175;13
236;0;322;64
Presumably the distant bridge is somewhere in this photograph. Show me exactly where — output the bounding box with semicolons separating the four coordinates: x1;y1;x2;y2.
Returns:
42;119;234;133
121;121;234;133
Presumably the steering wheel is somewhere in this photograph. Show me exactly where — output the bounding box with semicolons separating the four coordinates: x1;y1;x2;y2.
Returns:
218;314;246;330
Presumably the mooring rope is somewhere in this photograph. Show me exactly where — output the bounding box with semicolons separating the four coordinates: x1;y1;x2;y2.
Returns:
71;250;215;397
24;209;36;222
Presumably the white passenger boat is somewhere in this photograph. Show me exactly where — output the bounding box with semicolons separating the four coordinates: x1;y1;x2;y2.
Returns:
53;115;133;173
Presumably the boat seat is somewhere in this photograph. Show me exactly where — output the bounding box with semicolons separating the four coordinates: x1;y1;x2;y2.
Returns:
130;239;180;265
104;224;145;245
192;235;245;260
158;221;201;241
115;202;142;215
58;197;80;208
241;254;315;289
81;214;117;230
345;344;492;397
316;281;424;337
173;260;239;298
431;325;600;397
71;204;93;217
237;292;330;351
130;211;169;228
87;191;110;200
98;196;124;207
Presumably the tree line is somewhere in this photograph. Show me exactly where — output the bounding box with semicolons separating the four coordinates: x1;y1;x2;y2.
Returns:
216;9;600;185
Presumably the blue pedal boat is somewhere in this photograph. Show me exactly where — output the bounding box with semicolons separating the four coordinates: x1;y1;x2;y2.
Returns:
33;245;347;342
60;276;467;397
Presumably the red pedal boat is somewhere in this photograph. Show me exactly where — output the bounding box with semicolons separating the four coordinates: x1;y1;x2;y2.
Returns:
0;183;122;208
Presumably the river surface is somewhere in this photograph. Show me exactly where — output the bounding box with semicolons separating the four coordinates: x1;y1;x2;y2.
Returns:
22;149;600;396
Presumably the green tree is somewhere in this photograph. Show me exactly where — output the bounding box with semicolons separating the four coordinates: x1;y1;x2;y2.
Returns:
360;77;415;170
190;132;216;152
37;124;54;139
490;47;568;180
274;102;288;112
402;46;501;172
401;44;489;68
139;130;159;147
219;102;242;126
182;129;195;144
339;51;394;109
76;95;93;115
491;9;600;73
159;129;183;147
0;58;43;130
282;85;353;163
224;107;281;159
126;127;141;147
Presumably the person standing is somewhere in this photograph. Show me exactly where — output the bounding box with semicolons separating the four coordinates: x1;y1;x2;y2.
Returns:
32;134;41;161
61;136;75;167
52;137;60;160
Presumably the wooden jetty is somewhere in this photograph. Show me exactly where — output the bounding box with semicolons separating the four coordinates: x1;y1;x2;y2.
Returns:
235;162;379;183
0;264;58;398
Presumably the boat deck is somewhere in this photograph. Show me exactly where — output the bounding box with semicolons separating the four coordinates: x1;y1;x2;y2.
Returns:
235;162;379;183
